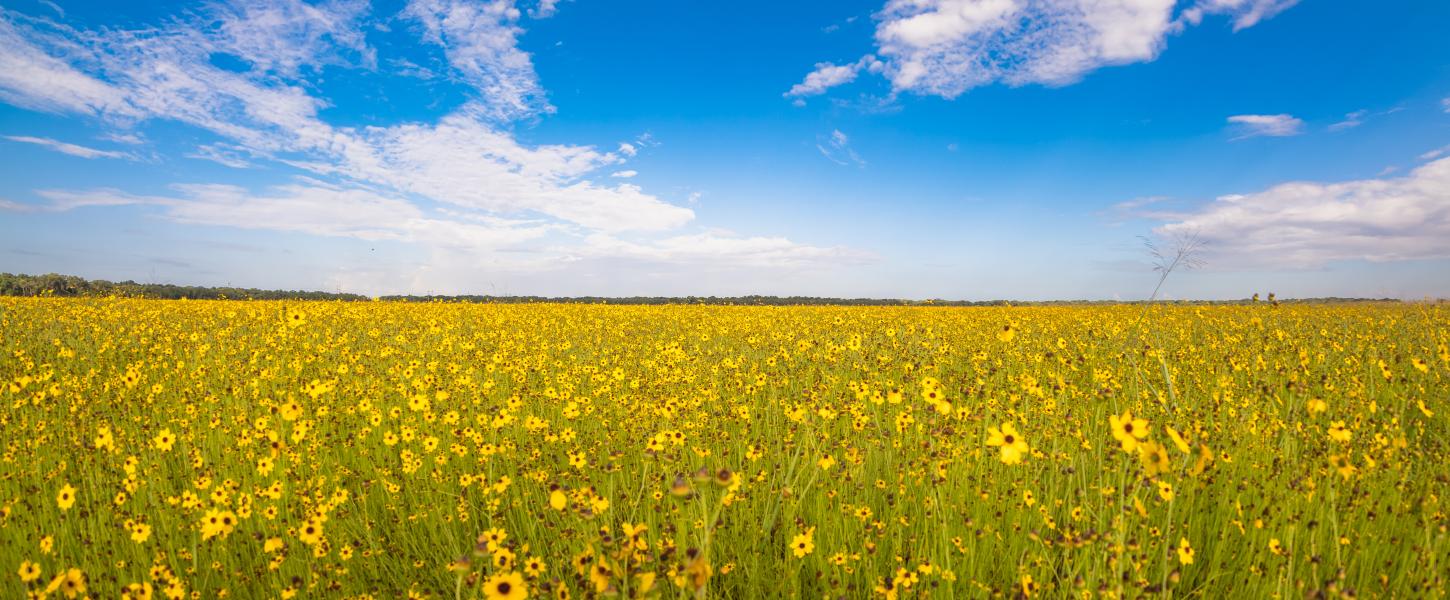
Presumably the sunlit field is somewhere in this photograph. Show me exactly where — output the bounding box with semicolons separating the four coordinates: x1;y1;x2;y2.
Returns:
1;297;1446;599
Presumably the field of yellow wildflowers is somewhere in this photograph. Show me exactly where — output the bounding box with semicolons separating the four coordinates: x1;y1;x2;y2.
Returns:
1;297;1446;598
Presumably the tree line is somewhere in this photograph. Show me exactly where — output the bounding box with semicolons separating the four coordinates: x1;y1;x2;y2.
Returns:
0;272;367;301
0;272;1411;305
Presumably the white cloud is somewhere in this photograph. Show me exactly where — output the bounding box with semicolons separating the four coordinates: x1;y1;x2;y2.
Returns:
4;134;133;159
1442;96;1449;113
1157;156;1450;267
610;170;638;178
875;0;1178;97
618;142;637;156
794;0;1298;100
1226;113;1303;139
784;56;881;98
1421;145;1450;162
403;0;549;120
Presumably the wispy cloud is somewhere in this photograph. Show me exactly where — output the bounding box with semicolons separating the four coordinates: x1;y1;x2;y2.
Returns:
1176;0;1299;31
0;16;134;117
1326;106;1403;132
209;0;375;77
185;143;257;169
0;197;36;212
1226;114;1304;139
403;0;551;121
817;129;865;167
1327;109;1367;132
1096;195;1190;226
4;134;134;159
1421;145;1450;162
571;231;875;269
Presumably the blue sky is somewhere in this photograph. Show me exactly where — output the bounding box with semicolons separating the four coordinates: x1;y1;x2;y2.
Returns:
1;0;1448;299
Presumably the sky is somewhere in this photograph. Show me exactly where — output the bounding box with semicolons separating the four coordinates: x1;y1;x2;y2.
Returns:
1;0;1448;300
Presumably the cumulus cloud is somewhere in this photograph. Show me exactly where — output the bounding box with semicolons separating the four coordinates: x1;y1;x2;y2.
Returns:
791;0;1298;100
1157;156;1450;267
1226;114;1304;139
4;134;134;159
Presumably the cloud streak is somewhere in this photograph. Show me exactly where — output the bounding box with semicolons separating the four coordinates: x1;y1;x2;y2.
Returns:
1226;114;1304;139
4;135;134;159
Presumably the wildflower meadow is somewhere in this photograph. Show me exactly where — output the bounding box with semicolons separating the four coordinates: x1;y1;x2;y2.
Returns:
1;297;1446;598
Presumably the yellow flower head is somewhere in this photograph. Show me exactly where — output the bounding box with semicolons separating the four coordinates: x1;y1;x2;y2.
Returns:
791;527;816;558
1177;538;1195;565
483;571;527;600
1110;410;1150;452
986;422;1030;465
56;483;77;511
